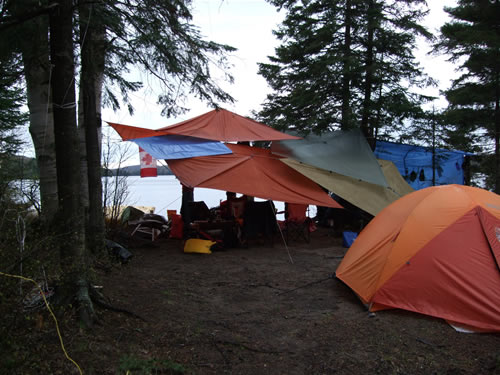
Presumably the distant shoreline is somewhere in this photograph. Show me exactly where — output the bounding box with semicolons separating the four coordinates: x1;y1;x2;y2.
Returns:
104;164;173;176
7;155;174;178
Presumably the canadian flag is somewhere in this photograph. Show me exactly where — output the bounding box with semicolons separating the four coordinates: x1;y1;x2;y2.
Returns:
139;147;157;178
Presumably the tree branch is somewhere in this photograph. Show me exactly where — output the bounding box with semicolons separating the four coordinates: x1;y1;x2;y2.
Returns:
0;3;58;32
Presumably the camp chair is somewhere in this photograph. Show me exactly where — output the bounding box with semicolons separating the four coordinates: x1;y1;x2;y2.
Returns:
186;201;212;222
242;200;277;246
131;213;169;241
185;200;214;239
283;203;313;244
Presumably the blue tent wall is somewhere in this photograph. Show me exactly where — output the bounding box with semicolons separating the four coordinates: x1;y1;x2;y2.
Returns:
374;140;470;190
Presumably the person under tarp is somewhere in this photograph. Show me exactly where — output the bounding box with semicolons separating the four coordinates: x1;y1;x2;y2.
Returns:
213;192;248;247
220;192;247;224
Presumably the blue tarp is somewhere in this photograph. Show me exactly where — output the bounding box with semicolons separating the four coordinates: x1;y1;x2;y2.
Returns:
375;140;471;190
342;231;358;248
132;135;232;160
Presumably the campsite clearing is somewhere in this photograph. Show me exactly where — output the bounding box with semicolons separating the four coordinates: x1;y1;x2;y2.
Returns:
5;226;500;374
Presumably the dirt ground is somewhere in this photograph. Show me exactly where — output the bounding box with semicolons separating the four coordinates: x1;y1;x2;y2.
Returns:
5;226;500;374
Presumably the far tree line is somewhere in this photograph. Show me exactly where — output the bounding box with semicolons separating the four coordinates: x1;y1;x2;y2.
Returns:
0;154;172;178
0;0;499;326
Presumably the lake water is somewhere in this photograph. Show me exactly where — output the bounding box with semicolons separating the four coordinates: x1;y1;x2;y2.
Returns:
124;175;226;216
123;175;316;219
16;175;315;219
15;177;194;215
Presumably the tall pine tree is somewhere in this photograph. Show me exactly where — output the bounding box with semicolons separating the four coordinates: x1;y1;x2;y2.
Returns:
435;0;500;191
0;55;28;204
258;0;434;144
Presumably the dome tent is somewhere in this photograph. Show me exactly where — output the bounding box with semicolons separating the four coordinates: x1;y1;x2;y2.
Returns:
336;185;500;332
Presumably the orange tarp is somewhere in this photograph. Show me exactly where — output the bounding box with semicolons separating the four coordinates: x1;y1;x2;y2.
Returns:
167;143;342;208
336;184;500;332
107;108;301;142
106;122;159;141
156;108;301;142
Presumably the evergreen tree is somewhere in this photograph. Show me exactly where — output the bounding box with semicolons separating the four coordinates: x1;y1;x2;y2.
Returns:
101;0;236;117
0;55;28;204
6;0;62;221
3;0;237;222
434;0;500;192
258;0;358;134
362;0;434;145
48;0;95;325
2;0;237;326
0;58;25;159
258;0;434;144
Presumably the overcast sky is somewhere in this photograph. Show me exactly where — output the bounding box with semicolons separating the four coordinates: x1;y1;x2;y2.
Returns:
102;0;285;127
102;0;458;130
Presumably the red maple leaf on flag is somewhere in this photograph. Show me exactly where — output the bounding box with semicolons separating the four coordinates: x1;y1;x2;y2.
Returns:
141;153;153;165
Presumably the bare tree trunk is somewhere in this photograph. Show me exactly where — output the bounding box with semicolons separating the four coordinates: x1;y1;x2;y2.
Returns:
16;1;58;222
78;92;90;215
79;2;106;254
361;0;376;149
49;0;94;326
341;0;352;131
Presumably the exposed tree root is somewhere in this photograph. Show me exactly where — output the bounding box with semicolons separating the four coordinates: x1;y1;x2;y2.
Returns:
216;339;293;355
89;286;147;322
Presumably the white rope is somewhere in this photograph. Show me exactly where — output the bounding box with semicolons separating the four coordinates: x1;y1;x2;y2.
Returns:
279;225;294;264
52;102;77;109
155;160;183;216
79;3;93;51
156;195;182;216
270;201;294;264
48;3;93;125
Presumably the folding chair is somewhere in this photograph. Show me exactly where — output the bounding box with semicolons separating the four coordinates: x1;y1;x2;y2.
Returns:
284;203;312;244
242;200;278;247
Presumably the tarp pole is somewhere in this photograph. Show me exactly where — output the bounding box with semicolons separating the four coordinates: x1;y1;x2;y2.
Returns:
432;109;436;186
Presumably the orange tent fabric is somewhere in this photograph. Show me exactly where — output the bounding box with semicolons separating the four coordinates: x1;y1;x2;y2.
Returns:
336;184;500;332
167;143;342;208
107;108;301;142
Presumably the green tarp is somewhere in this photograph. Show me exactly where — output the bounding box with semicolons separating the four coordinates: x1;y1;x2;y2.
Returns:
271;130;388;187
272;130;413;215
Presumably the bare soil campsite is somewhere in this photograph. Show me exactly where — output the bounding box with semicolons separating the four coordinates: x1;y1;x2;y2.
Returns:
2;226;500;374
